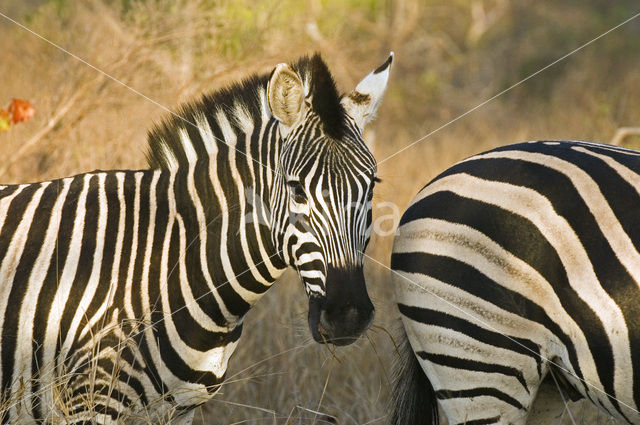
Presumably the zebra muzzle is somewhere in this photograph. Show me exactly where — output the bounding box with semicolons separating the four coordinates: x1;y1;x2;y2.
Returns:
307;268;374;346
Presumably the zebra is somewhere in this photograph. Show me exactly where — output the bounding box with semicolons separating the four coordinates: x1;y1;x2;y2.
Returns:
390;140;640;425
0;52;392;424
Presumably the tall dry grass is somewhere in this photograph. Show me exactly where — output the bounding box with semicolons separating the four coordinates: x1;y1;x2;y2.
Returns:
1;0;640;423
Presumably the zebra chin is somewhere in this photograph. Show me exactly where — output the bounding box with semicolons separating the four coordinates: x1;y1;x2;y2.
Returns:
306;267;374;346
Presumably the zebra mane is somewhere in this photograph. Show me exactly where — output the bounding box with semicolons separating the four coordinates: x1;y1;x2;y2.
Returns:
146;53;346;170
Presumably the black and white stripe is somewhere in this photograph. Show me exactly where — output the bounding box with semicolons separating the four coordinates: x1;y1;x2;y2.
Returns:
0;53;392;424
391;140;640;424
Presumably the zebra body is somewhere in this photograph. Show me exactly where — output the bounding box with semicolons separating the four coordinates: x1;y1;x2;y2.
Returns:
0;53;392;424
391;140;640;424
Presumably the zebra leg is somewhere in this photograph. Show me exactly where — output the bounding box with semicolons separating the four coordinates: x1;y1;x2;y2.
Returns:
402;320;544;425
393;267;549;425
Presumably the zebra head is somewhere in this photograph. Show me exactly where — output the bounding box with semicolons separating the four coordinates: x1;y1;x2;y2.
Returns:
267;54;392;346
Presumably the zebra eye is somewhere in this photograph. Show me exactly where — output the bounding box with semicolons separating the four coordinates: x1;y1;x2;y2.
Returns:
368;177;379;201
287;180;307;204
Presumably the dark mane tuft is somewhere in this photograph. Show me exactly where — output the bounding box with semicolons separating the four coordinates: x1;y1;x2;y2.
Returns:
146;54;347;170
292;53;347;140
146;73;269;170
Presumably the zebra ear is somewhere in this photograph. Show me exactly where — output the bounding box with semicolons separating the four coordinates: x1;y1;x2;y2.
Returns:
342;52;393;131
267;63;305;134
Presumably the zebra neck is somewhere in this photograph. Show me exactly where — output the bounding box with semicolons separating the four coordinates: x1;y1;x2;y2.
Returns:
167;136;287;327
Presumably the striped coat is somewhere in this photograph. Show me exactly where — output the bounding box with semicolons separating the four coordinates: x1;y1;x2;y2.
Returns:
391;141;640;424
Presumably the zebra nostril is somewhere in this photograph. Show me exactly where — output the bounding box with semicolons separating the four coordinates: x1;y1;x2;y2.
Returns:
344;307;359;322
318;309;330;335
318;306;374;344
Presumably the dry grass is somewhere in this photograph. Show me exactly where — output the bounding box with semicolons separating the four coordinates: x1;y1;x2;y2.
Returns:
1;0;640;423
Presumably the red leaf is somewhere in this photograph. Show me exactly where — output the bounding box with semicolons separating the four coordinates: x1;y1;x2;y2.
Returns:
8;99;35;124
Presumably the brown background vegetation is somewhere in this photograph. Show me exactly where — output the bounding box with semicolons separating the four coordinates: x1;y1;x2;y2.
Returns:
1;0;639;423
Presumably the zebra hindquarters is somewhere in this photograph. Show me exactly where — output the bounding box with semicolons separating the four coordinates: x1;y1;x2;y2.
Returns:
391;209;564;424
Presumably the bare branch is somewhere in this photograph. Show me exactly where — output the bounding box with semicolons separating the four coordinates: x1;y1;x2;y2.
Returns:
610;127;640;146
